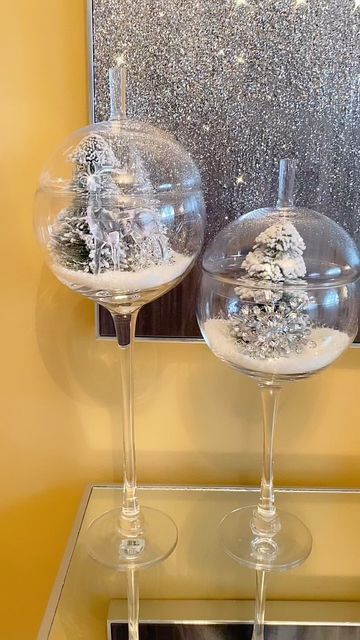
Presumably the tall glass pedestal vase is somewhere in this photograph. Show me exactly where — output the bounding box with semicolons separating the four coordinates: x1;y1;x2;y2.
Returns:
34;56;205;579
197;158;359;639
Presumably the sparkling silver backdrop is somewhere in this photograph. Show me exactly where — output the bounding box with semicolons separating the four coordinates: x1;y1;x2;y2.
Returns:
91;0;360;339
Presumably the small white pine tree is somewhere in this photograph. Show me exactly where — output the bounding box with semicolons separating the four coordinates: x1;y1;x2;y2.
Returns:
242;222;306;282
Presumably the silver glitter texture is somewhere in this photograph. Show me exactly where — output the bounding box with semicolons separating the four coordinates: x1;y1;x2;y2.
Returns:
92;0;360;244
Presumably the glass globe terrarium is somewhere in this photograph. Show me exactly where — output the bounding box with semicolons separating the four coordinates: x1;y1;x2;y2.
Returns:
197;158;359;573
34;62;205;571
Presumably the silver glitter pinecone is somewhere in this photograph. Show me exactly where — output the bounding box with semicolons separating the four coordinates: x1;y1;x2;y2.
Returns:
230;294;314;360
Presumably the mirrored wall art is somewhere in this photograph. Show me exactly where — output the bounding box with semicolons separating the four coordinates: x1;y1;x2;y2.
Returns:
89;0;360;340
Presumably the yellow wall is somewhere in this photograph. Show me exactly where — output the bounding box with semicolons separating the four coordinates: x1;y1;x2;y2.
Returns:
0;1;359;638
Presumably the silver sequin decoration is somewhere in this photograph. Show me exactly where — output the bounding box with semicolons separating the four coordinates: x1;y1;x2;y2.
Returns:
91;0;360;243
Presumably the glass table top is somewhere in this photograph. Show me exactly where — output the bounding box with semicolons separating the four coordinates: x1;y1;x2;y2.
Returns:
38;484;360;640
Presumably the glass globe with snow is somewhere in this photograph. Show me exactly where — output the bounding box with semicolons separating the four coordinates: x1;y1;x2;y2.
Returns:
197;158;359;572
34;61;205;570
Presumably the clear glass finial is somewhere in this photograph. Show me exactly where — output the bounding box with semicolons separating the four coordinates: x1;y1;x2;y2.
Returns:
277;158;296;209
109;56;127;120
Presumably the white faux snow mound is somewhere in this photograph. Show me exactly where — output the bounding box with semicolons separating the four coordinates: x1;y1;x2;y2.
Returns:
53;252;194;294
203;319;351;376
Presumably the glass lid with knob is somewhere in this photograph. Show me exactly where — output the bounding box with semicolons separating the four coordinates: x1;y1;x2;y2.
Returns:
197;159;359;586
203;158;360;290
34;59;205;313
39;63;201;196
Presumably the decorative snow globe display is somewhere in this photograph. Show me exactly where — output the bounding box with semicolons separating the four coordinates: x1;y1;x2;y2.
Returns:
197;158;359;572
34;60;205;571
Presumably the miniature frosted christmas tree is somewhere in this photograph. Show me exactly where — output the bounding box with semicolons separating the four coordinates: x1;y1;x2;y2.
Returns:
49;132;172;276
231;220;314;360
241;221;306;283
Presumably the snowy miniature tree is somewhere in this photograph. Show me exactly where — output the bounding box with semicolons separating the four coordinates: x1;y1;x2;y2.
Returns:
241;222;306;282
231;221;313;360
49;133;173;275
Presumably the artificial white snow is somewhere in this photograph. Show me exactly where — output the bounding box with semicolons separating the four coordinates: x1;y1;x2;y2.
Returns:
203;319;351;376
53;251;194;293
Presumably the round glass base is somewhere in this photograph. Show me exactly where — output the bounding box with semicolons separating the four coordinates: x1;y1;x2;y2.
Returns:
86;506;178;570
219;506;312;571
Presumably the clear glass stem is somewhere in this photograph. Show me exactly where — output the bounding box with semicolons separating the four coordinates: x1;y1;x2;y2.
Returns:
112;311;140;519
252;383;282;539
127;568;139;640
258;384;280;517
251;571;267;640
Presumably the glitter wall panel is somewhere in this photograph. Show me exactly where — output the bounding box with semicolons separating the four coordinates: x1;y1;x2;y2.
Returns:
90;0;360;340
